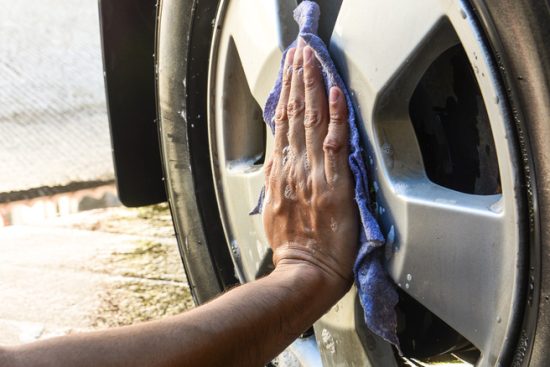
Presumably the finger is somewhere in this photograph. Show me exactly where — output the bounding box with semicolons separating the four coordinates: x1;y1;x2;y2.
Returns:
273;48;296;155
303;45;328;181
287;38;306;156
324;87;349;185
264;158;274;189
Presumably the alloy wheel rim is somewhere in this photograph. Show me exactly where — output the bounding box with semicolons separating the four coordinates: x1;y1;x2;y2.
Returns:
207;1;525;365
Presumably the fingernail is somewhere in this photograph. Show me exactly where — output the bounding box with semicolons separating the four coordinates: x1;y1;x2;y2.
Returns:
304;46;313;64
329;87;340;102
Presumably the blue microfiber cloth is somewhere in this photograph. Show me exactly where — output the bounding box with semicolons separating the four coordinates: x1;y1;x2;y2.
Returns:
256;1;400;349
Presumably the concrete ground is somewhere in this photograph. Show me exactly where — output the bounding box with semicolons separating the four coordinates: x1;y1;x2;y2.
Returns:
0;0;193;350
0;0;114;201
0;204;193;346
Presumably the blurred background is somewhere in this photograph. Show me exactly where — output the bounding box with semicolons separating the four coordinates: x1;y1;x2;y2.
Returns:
0;0;191;345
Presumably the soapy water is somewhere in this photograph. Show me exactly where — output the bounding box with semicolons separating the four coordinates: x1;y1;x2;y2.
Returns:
330;217;338;232
386;225;396;246
284;184;297;200
321;329;336;354
282;146;291;167
230;240;240;258
304;153;310;171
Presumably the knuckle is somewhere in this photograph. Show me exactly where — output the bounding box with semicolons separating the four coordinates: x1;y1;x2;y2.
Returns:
282;72;292;87
287;99;305;118
303;72;317;91
323;135;344;153
329;109;347;124
269;199;284;214
304;109;322;129
274;106;287;125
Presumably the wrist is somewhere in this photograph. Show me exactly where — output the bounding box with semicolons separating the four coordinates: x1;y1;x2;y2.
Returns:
269;260;351;311
272;243;353;292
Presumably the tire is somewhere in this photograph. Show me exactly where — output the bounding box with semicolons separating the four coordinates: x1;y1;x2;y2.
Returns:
156;0;550;365
470;1;550;366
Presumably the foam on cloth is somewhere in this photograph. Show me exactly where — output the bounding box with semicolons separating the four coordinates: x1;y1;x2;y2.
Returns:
253;1;399;349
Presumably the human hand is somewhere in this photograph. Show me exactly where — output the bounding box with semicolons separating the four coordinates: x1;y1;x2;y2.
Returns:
263;39;358;296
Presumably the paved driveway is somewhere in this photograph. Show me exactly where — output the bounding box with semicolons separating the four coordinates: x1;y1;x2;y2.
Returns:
0;205;192;345
0;0;114;201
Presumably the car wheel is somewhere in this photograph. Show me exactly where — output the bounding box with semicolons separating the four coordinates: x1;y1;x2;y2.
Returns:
156;0;550;365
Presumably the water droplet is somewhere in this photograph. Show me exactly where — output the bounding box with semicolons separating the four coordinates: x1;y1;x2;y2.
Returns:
304;154;310;171
330;217;338;232
490;197;504;213
495;95;500;104
460;8;467;19
230;240;240;258
497;316;502;323
284;185;296;200
407;273;412;281
382;142;393;156
373;181;379;192
394;182;408;194
405;283;410;289
387;225;396;246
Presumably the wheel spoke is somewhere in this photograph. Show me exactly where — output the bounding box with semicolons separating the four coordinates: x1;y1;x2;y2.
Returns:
329;0;453;108
382;177;517;350
220;164;270;281
209;0;525;362
218;0;298;106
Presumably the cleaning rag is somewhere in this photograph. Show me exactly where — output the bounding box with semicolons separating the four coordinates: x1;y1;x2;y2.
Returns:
255;0;400;349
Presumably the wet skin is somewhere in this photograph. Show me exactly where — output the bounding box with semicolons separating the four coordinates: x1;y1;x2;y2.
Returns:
264;39;358;289
1;41;358;367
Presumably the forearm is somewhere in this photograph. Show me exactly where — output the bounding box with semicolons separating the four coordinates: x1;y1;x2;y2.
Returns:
7;264;345;367
178;264;344;366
